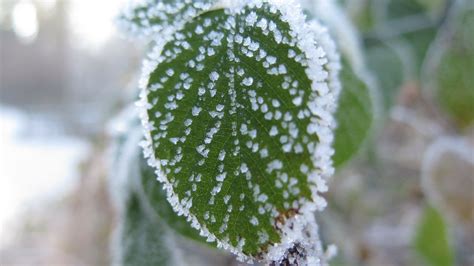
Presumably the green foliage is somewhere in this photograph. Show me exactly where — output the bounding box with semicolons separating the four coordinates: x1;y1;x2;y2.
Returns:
333;59;373;167
432;7;474;128
119;193;173;266
141;2;335;259
119;0;216;38
139;157;212;246
414;206;454;266
110;0;474;264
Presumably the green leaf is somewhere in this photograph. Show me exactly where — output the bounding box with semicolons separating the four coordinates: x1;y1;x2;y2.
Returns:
301;3;376;167
333;58;373;167
109;113;213;246
413;206;454;266
428;6;474;128
117;192;175;266
138;1;336;263
118;0;217;38
139;156;213;246
109;121;176;266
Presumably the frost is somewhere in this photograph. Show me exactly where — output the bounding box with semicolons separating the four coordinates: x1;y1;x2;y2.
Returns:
250;216;259;225
192;106;202;116
117;0;218;41
136;0;340;264
242;77;254;86
266;55;277;65
210;71;220;81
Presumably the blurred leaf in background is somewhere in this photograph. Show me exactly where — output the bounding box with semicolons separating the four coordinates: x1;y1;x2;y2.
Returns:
425;4;474;129
118;193;174;266
334;59;374;167
414;206;453;266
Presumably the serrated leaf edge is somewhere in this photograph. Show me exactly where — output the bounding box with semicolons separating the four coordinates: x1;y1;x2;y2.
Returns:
117;0;217;41
136;0;340;263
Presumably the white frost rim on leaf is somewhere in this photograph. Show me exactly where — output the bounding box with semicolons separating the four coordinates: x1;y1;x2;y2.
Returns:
136;0;339;264
306;0;381;127
307;19;341;116
117;0;217;41
107;122;185;266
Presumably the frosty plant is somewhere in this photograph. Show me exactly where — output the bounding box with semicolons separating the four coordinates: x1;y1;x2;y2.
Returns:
112;0;373;265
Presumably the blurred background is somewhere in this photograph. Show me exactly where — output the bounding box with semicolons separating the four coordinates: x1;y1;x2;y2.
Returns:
0;0;143;264
0;0;472;265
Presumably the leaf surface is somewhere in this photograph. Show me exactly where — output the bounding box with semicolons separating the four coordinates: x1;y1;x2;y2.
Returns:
139;1;336;262
414;206;454;266
333;58;373;167
430;6;474;128
139;156;212;246
118;193;175;266
118;0;217;38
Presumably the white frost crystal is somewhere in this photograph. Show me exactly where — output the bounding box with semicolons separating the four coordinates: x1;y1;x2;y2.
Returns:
118;0;217;41
135;0;341;264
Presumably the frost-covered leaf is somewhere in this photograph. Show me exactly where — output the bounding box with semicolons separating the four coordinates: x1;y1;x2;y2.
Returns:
333;58;373;167
138;1;338;263
118;0;217;39
139;156;212;246
108;123;177;266
109;115;222;265
414;206;454;266
108;111;211;246
303;4;375;167
424;4;474;128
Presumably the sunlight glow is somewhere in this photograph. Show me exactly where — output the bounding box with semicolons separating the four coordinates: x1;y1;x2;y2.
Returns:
68;0;126;51
11;0;38;44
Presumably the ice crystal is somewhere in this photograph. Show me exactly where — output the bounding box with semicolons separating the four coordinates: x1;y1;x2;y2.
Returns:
136;0;341;264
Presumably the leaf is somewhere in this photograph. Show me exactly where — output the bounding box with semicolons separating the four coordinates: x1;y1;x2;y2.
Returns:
138;1;337;263
302;5;375;167
333;58;373;167
413;206;454;266
108;119;176;266
108;111;213;246
118;0;217;38
116;192;176;266
139;155;213;246
109;116;221;266
427;6;474;128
